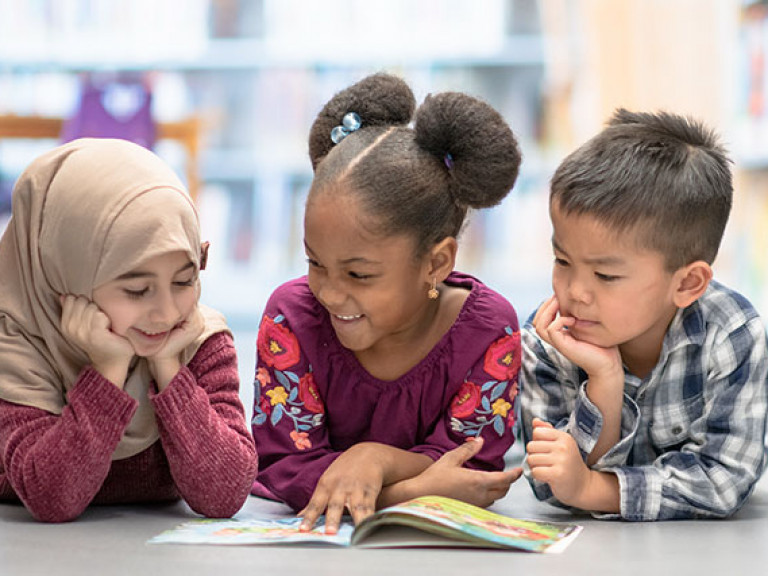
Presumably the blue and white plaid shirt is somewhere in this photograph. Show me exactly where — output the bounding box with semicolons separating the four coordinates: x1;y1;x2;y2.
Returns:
521;280;768;520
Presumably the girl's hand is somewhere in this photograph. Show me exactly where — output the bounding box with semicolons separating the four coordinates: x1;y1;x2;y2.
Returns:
298;443;387;534
525;418;591;507
409;438;522;507
532;295;622;380
60;294;134;387
147;307;205;390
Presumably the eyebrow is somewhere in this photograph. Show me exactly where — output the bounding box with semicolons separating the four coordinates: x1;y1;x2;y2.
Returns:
551;238;625;266
304;242;381;266
115;261;195;281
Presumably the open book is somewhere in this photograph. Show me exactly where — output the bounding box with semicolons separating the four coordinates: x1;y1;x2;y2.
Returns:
149;495;582;553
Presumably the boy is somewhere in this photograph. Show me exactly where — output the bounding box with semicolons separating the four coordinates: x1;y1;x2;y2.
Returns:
521;109;768;520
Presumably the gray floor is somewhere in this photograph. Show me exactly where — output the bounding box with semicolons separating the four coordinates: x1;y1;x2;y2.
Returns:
2;468;767;576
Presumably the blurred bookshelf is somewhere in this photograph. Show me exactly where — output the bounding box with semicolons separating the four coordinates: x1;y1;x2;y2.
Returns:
2;0;765;332
0;0;555;333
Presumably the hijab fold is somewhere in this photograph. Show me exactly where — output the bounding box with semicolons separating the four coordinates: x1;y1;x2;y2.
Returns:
0;138;228;460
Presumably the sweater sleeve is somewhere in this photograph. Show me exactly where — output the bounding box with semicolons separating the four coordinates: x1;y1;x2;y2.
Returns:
250;306;341;512
0;367;137;522
150;331;258;518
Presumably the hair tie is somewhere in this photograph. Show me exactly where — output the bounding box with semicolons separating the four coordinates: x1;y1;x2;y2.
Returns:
330;112;362;144
444;153;454;170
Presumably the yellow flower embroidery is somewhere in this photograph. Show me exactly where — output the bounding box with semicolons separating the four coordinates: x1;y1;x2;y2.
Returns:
266;386;288;406
491;398;512;418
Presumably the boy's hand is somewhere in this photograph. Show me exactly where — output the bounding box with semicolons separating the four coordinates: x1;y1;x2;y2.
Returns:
409;437;522;508
532;295;622;379
298;443;387;534
526;418;591;507
147;307;205;390
60;294;134;387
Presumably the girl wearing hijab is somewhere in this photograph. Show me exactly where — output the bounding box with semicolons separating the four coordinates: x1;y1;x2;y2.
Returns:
0;138;257;522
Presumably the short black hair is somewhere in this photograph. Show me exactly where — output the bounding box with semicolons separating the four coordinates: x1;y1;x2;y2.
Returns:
550;108;732;270
307;73;522;257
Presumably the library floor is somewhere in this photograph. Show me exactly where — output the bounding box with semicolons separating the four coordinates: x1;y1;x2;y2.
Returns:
1;460;767;576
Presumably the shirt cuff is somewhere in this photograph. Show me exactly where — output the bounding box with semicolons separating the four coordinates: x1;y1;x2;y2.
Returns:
149;365;197;417
67;365;138;426
566;381;604;458
593;396;641;468
593;466;664;521
567;381;641;467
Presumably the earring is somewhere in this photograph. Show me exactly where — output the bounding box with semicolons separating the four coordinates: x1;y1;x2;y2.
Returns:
428;277;439;300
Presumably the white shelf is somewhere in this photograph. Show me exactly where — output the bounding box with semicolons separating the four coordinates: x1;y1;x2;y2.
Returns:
0;36;545;72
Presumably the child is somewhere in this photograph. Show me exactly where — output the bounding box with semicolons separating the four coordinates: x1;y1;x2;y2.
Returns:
251;73;524;533
0;138;257;522
521;109;768;520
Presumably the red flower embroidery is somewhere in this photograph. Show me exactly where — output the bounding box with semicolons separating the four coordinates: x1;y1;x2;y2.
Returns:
451;381;481;418
483;331;521;381
259;395;272;416
257;315;301;371
290;430;312;451
299;373;324;414
506;410;517;430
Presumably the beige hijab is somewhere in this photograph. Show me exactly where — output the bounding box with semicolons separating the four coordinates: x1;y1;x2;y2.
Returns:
0;138;229;460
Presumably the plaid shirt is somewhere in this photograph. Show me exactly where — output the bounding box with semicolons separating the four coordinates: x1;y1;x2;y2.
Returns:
521;280;768;520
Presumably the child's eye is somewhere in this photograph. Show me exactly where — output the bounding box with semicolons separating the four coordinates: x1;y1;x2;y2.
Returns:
554;257;569;267
306;258;323;269
123;288;149;299
595;272;619;282
173;278;195;288
348;271;372;280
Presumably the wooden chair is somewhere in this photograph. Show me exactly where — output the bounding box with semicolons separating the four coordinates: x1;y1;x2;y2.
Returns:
0;114;202;201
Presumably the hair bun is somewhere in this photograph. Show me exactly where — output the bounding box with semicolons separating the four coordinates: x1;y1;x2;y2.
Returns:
308;73;416;170
414;92;521;208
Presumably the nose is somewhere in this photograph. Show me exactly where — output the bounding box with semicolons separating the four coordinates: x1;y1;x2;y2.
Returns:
314;276;347;310
566;274;592;305
149;289;182;326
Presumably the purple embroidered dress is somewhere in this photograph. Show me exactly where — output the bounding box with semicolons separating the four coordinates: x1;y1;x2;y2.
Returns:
251;272;521;511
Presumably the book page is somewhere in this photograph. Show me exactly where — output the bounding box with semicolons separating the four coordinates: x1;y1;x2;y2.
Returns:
148;517;354;546
352;496;581;553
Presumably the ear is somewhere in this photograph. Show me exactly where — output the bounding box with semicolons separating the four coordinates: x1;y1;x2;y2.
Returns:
424;237;458;283
672;260;712;308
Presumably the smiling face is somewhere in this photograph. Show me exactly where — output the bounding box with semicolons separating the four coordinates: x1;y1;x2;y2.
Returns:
92;250;198;357
550;202;682;367
303;188;435;358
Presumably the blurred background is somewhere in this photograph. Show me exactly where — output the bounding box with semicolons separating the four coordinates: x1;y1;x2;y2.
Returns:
1;0;767;421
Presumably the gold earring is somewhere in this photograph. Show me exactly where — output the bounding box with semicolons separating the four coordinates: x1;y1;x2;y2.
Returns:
428;277;439;300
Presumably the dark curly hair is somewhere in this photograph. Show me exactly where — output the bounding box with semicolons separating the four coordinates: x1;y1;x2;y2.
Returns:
551;108;733;271
307;73;522;257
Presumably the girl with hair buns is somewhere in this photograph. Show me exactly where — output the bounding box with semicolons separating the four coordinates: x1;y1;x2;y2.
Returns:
251;73;523;533
0;138;257;522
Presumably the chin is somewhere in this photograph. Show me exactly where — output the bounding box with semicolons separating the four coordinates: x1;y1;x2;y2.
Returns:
129;341;166;358
568;330;612;349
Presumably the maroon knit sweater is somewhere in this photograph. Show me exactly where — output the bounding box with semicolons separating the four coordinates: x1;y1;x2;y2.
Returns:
0;331;258;522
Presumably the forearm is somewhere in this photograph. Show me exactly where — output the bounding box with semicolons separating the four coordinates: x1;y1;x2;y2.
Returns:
373;448;434;508
369;443;434;486
377;466;438;509
152;364;257;518
570;469;620;513
149;357;181;391
584;371;624;465
1;367;136;522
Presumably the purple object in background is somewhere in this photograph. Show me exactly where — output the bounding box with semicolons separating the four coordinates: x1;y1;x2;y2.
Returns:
61;78;156;149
